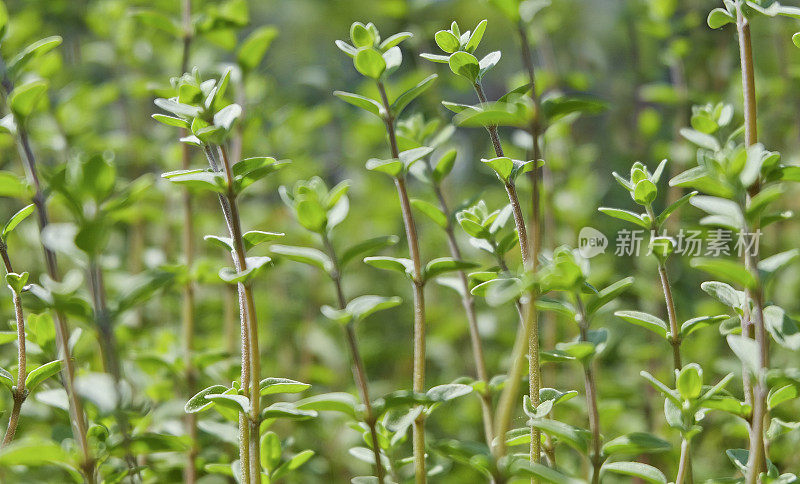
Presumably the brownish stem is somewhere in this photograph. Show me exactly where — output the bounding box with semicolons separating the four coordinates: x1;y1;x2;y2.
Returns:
376;81;427;483
431;183;494;446
2;287;26;446
321;234;386;483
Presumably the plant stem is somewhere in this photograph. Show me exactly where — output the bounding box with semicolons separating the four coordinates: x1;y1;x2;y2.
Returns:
575;294;602;484
376;81;427;484
430;182;495;446
472;82;539;466
201;146;252;484
0;68;94;481
0;246;26;446
179;2;198;482
321;234;386;483
735;5;769;480
676;438;692;484
219;145;262;484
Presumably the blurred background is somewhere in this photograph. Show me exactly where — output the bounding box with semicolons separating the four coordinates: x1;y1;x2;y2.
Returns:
0;0;799;481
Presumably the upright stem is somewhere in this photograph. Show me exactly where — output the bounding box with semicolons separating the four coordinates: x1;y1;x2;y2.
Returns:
0;67;94;480
376;81;427;484
675;438;691;484
219;145;262;484
202;146;252;484
431;183;494;446
575;294;602;484
321;234;386;483
87;263;139;482
473;82;539;467
735;5;768;480
179;2;197;481
0;247;26;446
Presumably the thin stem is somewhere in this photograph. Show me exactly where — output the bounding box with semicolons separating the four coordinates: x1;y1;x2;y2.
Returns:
219;145;262;484
431;183;494;446
0;247;26;446
0;65;94;480
321;234;386;483
735;5;768;480
376;81;427;484
179;2;197;482
575;294;602;484
676;438;692;484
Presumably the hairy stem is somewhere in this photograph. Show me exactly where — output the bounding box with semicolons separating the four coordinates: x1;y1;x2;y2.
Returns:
377;81;427;483
431;182;495;446
575;294;602;484
219;145;262;484
321;234;386;483
735;5;768;480
676;438;692;484
0;248;26;446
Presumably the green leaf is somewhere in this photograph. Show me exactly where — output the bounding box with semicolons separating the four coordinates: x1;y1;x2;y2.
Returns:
185;385;229;413
601;461;667;484
411;199;448;228
162;169;227;194
690;195;744;229
354;47;386;79
5;272;29;295
237;26;278;71
540;94;605;122
346;295;402;322
349;22;374;48
24;360;62;391
9;81;48;119
7;36;63;79
391;74;437;116
270;245;332;272
598;207;649;228
206;393;250;414
260;378;310;396
680;315;727;337
243;231;284;251
152;114;190;128
763;305;800;351
677;363;703;400
379;32;413;51
465;20;487;53
434;30;460;53
656;191;698;227
680;127;720;151
340;235;399;268
528;419;590;454
0;439;71;466
364;256;414;277
602;432;671;456
614;310;668;339
512;460;581;484
365;158;403;177
0;172;32;199
295;198;328;232
633;179;657;205
262;402;318;420
708;8;736;28
690;258;755;289
272;450;315;481
432;149;457;184
0;367;14;391
295;392;359;419
334;91;385;118
448;51;480;82
586;277;634;315
640;371;680;405
260;430;281;472
218;256;272;284
213;103;242;131
727;335;759;375
131;10;181;37
768;384;799;410
420;53;451;64
424;258;478;280
426;383;473;402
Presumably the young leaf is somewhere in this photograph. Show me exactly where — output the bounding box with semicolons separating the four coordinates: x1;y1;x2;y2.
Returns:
9;81;48;119
676;363;703;400
206;394;251;414
237;26;278;71
586;277;634;315
270;245;333;273
340;235;399;268
185;385;228;413
601;432;671;456
614;310;668;339
333;91;385;118
448;51;480;82
598;207;649;228
411;199;448;228
528;419;590;454
259;378;311;396
295;392;359;420
346;295;402;322
354;48;386;79
391;74;437;116
24;360;63;391
601;461;667;484
364;256;414;277
690;258;755;289
424;258;478;280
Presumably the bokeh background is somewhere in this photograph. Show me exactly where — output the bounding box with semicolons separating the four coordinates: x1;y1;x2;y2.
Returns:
0;0;799;481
